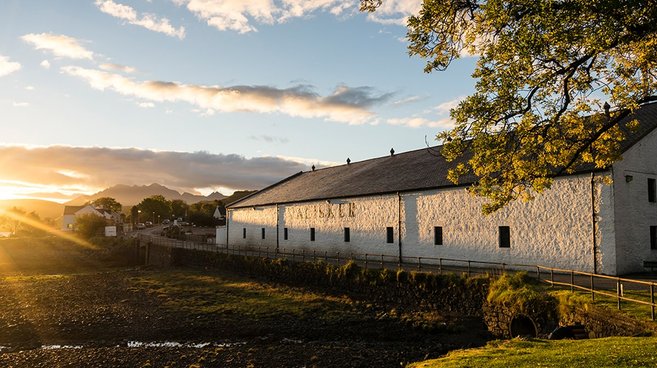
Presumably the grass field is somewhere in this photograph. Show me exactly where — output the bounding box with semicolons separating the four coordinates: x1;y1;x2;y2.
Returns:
0;236;490;367
409;337;657;368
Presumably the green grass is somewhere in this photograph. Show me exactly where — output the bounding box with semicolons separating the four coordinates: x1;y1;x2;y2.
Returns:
409;337;657;368
129;270;360;320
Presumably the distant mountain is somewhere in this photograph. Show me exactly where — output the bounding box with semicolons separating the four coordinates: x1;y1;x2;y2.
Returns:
66;183;227;207
0;199;64;220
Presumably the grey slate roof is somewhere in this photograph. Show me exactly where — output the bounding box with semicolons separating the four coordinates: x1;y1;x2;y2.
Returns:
63;205;86;215
230;102;657;208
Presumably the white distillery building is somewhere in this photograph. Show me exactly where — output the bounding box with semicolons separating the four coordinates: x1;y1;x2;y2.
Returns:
223;104;657;275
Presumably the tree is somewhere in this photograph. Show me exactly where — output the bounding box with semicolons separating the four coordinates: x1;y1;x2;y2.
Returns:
137;195;171;223
75;213;107;239
362;0;657;213
89;197;122;213
171;199;189;219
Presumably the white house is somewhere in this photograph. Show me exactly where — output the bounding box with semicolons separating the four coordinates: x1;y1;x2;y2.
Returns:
62;205;115;231
224;103;657;275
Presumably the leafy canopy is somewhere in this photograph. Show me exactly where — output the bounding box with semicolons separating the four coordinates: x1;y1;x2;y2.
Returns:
89;197;122;213
362;0;657;213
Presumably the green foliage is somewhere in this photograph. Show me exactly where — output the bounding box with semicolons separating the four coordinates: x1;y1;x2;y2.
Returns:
408;336;657;368
137;195;172;222
188;200;222;227
89;197;122;213
551;290;591;319
0;207;49;236
75;213;107;239
487;272;542;312
363;0;657;213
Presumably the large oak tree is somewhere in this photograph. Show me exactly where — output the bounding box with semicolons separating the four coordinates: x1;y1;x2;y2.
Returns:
363;0;657;213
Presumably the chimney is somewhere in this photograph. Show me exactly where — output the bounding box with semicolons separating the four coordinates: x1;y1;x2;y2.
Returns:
390;148;395;156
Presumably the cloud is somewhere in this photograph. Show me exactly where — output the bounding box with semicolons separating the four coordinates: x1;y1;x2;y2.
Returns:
0;55;21;77
174;0;417;33
40;60;51;69
61;65;389;124
433;97;463;114
391;95;423;106
99;63;136;73
0;145;312;196
95;0;185;39
137;101;155;108
21;33;93;60
386;116;454;129
248;135;290;144
12;102;30;108
364;0;421;25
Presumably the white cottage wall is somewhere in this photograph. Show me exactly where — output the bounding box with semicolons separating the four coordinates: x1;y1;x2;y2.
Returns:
279;196;401;256
612;127;657;274
405;174;614;273
228;206;278;248
228;173;618;273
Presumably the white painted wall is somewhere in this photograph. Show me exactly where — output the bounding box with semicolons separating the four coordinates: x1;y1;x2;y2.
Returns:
61;206;104;231
216;226;227;246
228;206;278;249
612;127;657;274
229;173;618;273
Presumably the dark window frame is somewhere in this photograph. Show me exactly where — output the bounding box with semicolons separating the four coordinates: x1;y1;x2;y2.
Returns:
434;226;443;245
499;226;511;248
284;227;288;240
344;227;350;242
649;178;656;203
261;228;265;239
310;227;315;241
242;228;246;239
651;226;657;250
386;227;394;244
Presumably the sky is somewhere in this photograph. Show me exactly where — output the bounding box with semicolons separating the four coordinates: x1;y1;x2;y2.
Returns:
0;0;477;202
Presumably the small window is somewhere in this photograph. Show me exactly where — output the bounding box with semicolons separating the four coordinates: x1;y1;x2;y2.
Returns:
434;226;443;245
499;226;511;248
261;228;265;239
651;226;657;250
344;227;350;242
242;228;246;239
310;227;315;241
284;227;288;240
386;227;394;243
649;178;656;203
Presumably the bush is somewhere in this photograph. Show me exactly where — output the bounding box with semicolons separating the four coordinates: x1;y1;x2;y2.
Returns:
75;214;107;239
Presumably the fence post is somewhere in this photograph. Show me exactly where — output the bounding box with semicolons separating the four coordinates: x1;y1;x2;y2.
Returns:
266;247;269;258
570;271;574;292
467;260;471;277
337;252;340;264
313;250;316;262
537;266;540;281
439;258;443;275
590;274;595;302
650;282;655;321
302;249;305;262
380;254;384;268
325;251;328;263
292;249;295;262
501;263;506;273
617;279;622;310
418;257;422;271
365;254;368;270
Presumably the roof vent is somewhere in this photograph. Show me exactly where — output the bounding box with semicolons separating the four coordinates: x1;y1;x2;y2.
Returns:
390;148;395;156
346;158;351;165
311;164;316;171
